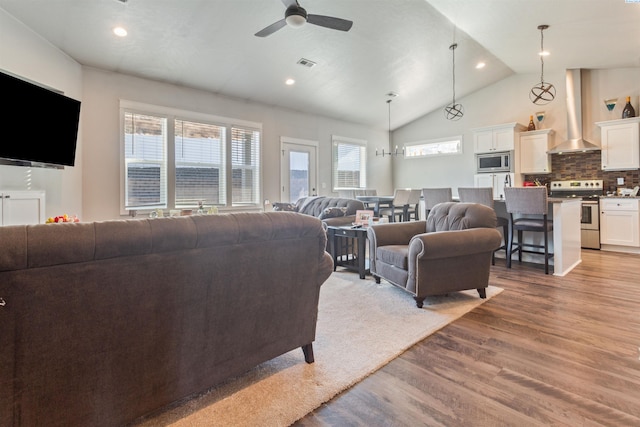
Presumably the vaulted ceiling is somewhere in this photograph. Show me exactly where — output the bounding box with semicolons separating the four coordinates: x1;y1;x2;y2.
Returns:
1;0;638;130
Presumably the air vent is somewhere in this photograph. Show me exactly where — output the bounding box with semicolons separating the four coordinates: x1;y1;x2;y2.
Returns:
114;0;128;3
297;58;317;68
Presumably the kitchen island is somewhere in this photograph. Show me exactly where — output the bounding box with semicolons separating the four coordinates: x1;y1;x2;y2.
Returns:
494;197;582;276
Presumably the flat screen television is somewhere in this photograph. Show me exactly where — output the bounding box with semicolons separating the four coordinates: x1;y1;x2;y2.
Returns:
0;70;81;167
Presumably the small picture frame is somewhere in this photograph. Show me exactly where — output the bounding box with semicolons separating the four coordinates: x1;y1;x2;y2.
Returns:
354;210;373;225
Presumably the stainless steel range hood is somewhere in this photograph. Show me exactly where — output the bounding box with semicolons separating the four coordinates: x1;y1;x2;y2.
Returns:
547;69;601;154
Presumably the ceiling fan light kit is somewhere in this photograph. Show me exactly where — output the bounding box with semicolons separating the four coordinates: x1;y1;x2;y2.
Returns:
530;24;556;105
255;0;353;37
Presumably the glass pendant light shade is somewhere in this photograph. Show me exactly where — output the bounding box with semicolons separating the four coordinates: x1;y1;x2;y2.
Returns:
530;25;555;105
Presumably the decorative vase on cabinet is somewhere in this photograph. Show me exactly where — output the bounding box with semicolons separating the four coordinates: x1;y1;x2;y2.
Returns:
520;129;555;174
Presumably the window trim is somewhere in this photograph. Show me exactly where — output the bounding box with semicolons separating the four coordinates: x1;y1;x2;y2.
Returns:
331;135;367;192
404;135;463;159
119;100;262;215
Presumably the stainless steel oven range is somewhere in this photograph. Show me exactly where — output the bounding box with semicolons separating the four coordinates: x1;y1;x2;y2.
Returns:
549;180;603;249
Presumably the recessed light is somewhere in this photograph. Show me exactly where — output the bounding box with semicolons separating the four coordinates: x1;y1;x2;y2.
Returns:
285;78;295;85
476;62;486;69
113;27;128;37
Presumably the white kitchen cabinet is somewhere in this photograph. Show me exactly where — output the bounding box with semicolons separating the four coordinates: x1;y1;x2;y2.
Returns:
473;122;526;153
600;198;640;247
474;173;515;200
520;129;555;174
596;117;640;171
0;191;46;225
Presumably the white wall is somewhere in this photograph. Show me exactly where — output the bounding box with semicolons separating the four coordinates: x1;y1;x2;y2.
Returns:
392;68;639;196
0;9;83;220
81;68;393;221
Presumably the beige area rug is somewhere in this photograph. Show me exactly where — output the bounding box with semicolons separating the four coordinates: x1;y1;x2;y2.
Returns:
137;271;503;427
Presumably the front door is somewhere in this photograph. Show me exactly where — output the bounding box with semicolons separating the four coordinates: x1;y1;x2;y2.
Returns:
281;137;318;203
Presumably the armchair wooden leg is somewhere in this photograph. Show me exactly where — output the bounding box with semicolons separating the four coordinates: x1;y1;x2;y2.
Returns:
477;288;487;299
414;296;425;308
302;343;314;363
373;274;381;284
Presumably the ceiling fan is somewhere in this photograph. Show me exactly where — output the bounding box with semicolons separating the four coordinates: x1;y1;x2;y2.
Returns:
255;0;353;37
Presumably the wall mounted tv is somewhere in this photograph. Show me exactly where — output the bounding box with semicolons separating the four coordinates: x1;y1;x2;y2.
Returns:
0;70;81;168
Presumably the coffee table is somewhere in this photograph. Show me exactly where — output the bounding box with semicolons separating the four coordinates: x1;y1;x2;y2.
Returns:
326;225;369;279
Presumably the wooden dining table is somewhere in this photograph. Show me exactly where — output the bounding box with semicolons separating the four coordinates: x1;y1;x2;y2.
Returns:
356;195;395;218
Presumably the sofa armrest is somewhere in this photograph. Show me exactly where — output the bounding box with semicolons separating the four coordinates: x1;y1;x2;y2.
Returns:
408;228;502;261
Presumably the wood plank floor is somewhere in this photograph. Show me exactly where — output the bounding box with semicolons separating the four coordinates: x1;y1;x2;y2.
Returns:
294;250;640;427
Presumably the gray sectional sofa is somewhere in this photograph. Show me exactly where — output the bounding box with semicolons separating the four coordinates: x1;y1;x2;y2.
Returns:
275;196;366;227
0;212;333;426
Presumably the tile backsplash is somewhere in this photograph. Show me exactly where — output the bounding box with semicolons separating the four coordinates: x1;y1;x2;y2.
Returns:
524;151;640;193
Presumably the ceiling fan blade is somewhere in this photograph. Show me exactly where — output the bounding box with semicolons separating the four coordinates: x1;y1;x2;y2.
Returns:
255;19;287;37
307;14;353;32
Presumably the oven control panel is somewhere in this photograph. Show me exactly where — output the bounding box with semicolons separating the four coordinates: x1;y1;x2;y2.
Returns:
550;180;603;191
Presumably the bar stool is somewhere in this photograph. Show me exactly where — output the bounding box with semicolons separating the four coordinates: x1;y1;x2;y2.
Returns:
504;187;554;274
458;187;509;265
421;188;453;218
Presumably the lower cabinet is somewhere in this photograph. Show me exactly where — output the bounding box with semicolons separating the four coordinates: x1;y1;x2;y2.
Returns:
600;198;640;247
474;173;515;200
1;191;46;225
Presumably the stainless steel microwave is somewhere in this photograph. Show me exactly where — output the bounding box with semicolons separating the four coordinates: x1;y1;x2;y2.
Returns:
476;151;514;173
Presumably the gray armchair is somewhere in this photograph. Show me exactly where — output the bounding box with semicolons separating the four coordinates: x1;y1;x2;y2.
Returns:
367;202;502;308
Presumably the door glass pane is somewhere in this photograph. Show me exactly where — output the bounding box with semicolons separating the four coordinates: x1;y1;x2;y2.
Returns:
289;151;309;201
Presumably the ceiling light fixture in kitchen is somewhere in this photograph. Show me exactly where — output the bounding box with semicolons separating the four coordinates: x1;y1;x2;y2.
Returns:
444;43;464;121
530;25;556;105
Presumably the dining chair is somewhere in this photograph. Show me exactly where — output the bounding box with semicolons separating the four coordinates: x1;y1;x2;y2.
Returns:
378;188;411;222
404;189;422;221
421;188;453;218
458;187;509;265
504;187;554;274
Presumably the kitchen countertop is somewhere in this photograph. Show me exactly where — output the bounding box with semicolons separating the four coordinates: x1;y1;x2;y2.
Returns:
600;195;640;200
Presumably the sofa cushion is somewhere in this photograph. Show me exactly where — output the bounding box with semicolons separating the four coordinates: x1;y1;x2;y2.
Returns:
427;202;497;232
377;245;409;270
319;207;347;220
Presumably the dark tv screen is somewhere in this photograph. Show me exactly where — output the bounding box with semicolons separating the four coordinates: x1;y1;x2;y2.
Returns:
1;70;81;167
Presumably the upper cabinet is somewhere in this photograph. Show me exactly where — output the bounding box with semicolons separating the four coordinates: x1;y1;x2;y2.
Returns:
596;117;640;171
473;122;526;154
519;129;555;174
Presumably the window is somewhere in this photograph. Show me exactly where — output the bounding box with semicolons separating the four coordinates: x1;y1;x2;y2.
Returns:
404;136;463;158
124;112;167;209
332;136;367;191
121;101;261;213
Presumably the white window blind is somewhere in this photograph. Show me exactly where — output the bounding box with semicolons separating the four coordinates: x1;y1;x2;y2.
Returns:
332;136;367;191
231;126;260;206
124;112;167;209
175;119;226;207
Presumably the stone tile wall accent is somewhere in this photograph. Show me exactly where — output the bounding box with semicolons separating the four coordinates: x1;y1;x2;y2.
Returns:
524;151;639;194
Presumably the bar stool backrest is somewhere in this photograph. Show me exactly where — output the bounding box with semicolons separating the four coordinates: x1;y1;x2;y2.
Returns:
504;187;548;215
422;188;453;210
458;187;494;208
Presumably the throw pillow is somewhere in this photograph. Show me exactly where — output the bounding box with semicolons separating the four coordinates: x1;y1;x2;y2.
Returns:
272;202;298;212
319;207;347;220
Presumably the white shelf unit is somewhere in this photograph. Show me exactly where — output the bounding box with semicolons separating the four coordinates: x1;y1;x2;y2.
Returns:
1;190;46;225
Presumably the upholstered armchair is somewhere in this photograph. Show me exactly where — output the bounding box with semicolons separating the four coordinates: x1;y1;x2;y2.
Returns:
367;202;502;308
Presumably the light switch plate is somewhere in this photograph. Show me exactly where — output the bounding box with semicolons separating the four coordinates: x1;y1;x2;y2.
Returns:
617;177;625;185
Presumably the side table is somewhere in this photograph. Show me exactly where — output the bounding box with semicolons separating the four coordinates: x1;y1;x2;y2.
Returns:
326;225;369;279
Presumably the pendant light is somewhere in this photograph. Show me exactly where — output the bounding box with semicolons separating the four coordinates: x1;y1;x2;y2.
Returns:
444;43;464;121
376;95;403;157
529;24;556;105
